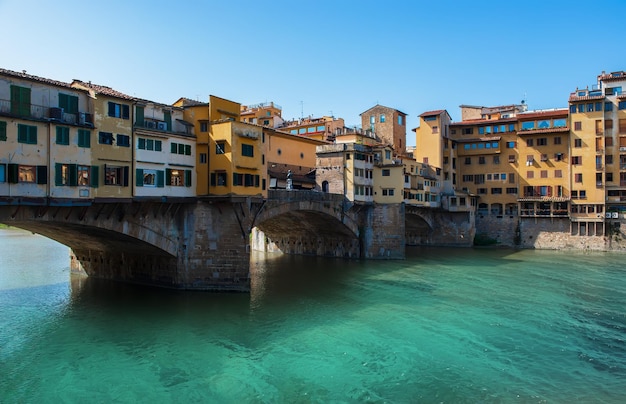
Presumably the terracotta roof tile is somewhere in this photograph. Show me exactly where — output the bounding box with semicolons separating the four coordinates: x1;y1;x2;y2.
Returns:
569;94;604;102
517;127;569;135
0;67;76;89
419;109;446;117
71;79;135;101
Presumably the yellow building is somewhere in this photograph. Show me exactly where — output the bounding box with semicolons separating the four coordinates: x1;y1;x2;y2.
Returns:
263;127;326;190
516;109;570;218
240;102;283;128
71;80;134;200
278;115;344;142
209;120;265;197
568;70;626;234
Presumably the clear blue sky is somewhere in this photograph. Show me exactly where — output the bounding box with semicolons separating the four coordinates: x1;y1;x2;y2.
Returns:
2;0;625;146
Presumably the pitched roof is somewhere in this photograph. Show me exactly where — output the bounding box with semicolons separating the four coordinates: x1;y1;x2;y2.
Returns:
360;104;408;116
71;79;135;101
0;67;78;90
419;109;446;117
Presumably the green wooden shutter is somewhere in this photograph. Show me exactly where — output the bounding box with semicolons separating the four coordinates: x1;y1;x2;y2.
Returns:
157;170;164;188
185;145;191;155
164;111;172;131
155;140;162;151
135;106;144;127
69;164;78;186
185;170;191;187
122;105;130;120
8;164;18;183
171;143;177;153
138;138;145;149
36;166;47;184
0;121;7;141
90;165;99;188
210;173;216;186
165;169;172;186
11;85;31;116
123;166;129;186
55;163;63;186
136;169;144;186
69;95;78;115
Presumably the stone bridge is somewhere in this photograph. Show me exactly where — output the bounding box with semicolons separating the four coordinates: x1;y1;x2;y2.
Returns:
0;191;424;291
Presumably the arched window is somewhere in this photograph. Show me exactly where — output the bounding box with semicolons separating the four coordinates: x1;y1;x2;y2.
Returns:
322;181;329;193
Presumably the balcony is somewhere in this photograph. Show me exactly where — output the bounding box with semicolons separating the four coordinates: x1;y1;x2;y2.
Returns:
0;99;89;126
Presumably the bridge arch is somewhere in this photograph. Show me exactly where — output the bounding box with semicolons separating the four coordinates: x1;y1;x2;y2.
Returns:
405;207;434;246
250;191;361;258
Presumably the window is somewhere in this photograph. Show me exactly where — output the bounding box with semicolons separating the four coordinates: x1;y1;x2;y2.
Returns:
462;175;474;182
541;170;548;178
606;102;614;111
200;153;207;164
572;156;582;165
506;187;517;194
574;121;582;131
526;139;534;147
606;155;613;165
0;121;6;141
77;129;90;148
0;163;5;182
521;121;535;131
10;85;31;116
463;128;473;135
242;143;254;157
620;119;626;134
491;188;502;194
477;188;487;194
382;169;390;176
117;134;130;147
18;124;37;144
165;168;191;187
55;163;78;186
493;156;500;164
370;115;375;124
554;136;561;145
211;171;228;186
607;172;613;182
200;122;208;132
574;138;582;148
58;93;78;114
6;164;47;184
99;132;114;145
527;170;534;179
537;138;547;146
380;114;385;123
108;102;130;119
570;105;577;113
540;154;548;161
233;172;243;186
579;190;586;199
619;101;626;110
575;173;583;183
478;156;486;165
398;115;403;125
171;142;192;155
506;141;516;149
508;155;516;163
555;170;562;178
136;169;164;188
104;165;128;186
382;188;395;196
465;157;471;165
56;126;70;145
555;153;564;161
216;141;226;154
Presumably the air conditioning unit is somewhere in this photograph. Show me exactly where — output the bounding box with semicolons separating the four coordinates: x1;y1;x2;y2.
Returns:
145;121;156;129
620;147;626;152
612;212;619;219
78;112;93;126
606;212;612;218
157;122;167;130
49;107;63;121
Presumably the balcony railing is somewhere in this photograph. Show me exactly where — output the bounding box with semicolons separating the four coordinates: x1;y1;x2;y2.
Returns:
0;99;85;125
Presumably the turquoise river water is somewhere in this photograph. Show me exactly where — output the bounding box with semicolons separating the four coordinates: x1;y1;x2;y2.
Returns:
1;228;625;403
